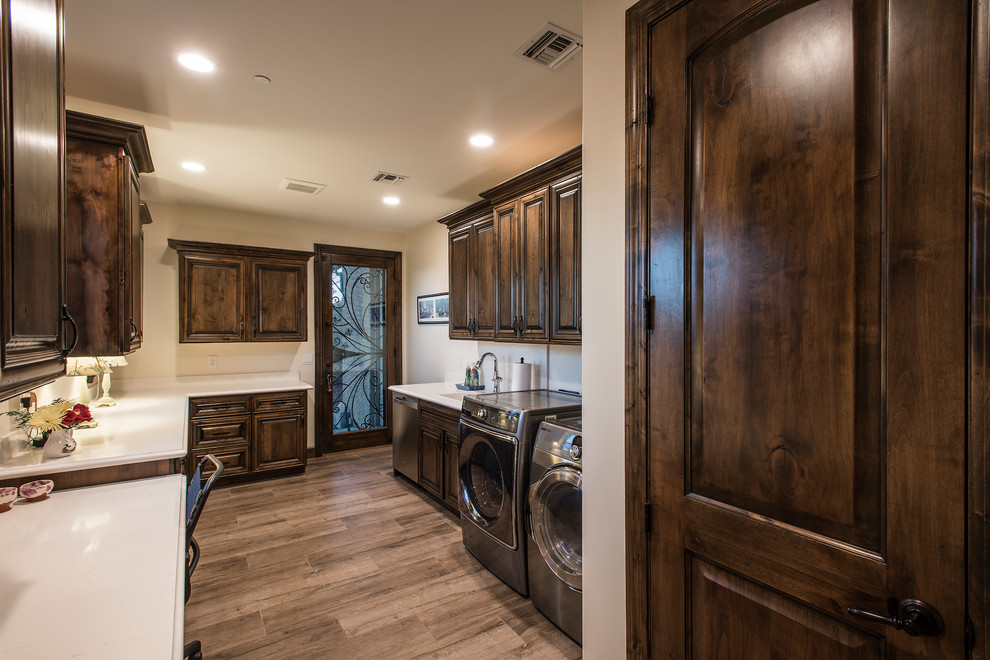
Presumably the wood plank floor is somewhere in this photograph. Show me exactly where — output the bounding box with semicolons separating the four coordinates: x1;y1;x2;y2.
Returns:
184;445;583;659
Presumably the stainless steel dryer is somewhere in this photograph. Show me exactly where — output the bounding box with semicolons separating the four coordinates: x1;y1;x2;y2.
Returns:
527;417;583;644
457;390;581;596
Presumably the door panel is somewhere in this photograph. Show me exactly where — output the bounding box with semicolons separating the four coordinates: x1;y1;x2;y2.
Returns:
689;0;881;550
628;0;969;656
448;226;472;338
474;217;496;338
494;201;518;339
519;189;548;340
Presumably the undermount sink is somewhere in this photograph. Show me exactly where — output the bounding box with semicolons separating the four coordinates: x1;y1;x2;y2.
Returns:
437;391;469;402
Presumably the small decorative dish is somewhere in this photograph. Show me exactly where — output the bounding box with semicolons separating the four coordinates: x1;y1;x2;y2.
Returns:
0;486;17;511
455;383;485;391
19;479;54;501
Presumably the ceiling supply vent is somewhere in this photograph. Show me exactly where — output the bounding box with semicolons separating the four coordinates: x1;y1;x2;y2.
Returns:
370;171;409;185
279;178;326;195
514;22;583;70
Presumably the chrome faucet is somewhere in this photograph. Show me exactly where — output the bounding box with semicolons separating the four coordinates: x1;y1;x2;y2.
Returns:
475;352;502;393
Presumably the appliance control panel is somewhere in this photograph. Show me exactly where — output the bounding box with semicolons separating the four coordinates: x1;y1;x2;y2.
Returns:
461;399;520;434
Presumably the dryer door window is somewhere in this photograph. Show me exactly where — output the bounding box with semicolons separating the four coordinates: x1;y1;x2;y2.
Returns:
529;465;582;591
459;425;518;549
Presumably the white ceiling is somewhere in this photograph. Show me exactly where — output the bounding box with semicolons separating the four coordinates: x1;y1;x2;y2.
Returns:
64;0;583;232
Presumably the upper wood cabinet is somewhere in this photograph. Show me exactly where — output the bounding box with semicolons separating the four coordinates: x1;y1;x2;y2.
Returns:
168;240;313;343
548;174;581;344
0;0;69;399
440;201;495;340
64;110;154;357
492;189;549;341
438;146;581;345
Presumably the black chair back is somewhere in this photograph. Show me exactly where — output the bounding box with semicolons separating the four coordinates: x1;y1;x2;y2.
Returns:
185;455;224;603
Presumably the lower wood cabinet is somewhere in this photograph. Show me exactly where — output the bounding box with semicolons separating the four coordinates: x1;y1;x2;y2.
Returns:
418;401;460;513
188;390;307;483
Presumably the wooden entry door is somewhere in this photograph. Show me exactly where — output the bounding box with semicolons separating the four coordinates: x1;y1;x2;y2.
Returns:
626;0;973;656
314;245;401;454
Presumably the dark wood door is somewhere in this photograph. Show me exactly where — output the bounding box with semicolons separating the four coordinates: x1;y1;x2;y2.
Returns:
250;259;307;341
494;201;519;340
627;0;969;656
518;189;548;342
64;135;123;357
549;175;581;344
253;409;305;472
0;0;66;398
314;245;401;454
418;423;443;498
125;163;141;351
448;225;473;339
473;216;496;340
179;253;247;342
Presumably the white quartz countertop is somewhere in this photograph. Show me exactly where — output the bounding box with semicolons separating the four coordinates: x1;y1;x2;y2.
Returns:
0;475;186;659
0;372;312;480
389;382;488;411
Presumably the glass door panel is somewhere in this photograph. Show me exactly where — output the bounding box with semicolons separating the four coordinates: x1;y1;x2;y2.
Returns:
331;265;386;433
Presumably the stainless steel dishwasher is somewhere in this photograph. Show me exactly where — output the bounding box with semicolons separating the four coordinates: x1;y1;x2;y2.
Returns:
391;394;419;481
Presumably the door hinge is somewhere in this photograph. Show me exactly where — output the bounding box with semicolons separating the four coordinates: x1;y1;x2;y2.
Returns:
644;295;655;332
966;616;974;651
645;87;653;126
645;501;652;534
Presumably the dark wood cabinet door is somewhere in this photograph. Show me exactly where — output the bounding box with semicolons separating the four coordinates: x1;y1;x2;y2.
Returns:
448;225;473;339
0;0;66;398
253;408;306;472
473;216;496;340
125;165;142;351
493;201;518;340
179;253;247;342
418;423;443;498
517;189;548;341
549;176;581;343
64;112;152;357
628;0;968;656
250;259;307;341
64;135;123;357
443;437;459;510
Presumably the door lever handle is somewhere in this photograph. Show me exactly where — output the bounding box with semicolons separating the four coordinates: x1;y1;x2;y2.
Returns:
847;598;944;637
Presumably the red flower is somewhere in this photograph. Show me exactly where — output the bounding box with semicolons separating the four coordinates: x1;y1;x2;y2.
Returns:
61;403;92;428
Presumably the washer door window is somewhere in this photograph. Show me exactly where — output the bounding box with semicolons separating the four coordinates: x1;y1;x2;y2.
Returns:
529;465;582;591
459;422;519;549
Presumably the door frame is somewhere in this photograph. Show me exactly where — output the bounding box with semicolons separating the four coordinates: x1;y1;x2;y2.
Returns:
623;0;989;656
313;244;402;456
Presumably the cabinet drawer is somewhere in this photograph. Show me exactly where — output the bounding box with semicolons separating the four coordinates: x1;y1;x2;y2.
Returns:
192;445;250;479
420;401;460;436
254;390;306;411
189;395;251;419
190;416;250;449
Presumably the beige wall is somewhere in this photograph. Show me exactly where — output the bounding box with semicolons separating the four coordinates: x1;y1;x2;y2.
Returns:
582;0;631;656
403;220;479;383
122;201;405;448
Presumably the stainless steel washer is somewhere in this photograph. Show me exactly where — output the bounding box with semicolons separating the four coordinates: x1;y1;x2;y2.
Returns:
458;390;581;596
527;417;583;644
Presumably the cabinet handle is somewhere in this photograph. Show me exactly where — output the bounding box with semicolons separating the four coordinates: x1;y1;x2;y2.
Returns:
129;317;139;341
61;305;78;357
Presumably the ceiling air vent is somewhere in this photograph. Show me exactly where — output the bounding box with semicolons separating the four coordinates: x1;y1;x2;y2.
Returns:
279;178;326;195
370;171;409;185
514;22;583;70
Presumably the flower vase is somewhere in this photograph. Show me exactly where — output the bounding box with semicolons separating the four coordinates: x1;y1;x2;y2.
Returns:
42;428;76;458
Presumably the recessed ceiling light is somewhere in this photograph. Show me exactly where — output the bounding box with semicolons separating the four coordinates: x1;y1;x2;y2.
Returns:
383;196;400;206
177;52;216;73
182;162;206;172
470;134;494;148
253;74;271;85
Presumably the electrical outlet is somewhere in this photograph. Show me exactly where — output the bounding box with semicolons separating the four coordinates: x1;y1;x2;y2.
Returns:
208;355;218;369
301;354;313;365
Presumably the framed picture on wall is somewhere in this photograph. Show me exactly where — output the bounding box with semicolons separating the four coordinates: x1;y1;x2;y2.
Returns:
417;292;449;324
